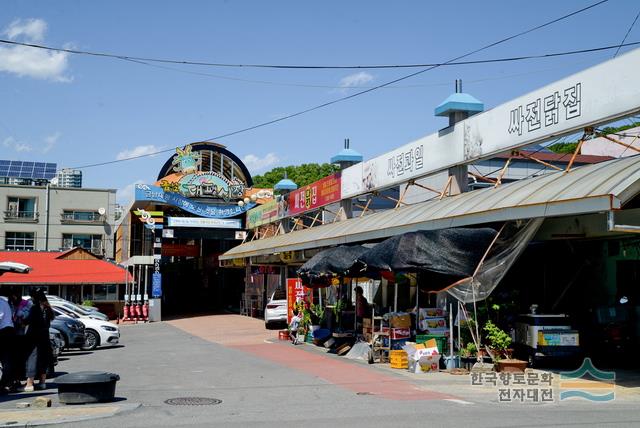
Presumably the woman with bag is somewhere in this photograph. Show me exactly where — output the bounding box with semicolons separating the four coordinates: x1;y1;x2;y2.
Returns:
22;288;54;392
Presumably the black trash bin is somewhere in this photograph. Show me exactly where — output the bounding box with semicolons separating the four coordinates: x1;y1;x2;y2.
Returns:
56;371;120;404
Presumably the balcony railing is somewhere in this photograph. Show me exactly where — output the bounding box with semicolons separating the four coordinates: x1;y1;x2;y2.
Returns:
60;212;104;224
4;211;39;222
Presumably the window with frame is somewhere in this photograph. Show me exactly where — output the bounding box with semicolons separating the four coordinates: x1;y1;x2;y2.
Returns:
62;233;103;253
62;210;101;222
5;231;35;250
6;197;37;220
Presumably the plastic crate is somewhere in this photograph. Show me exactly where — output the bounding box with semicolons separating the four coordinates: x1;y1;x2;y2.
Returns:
415;334;447;354
390;350;409;369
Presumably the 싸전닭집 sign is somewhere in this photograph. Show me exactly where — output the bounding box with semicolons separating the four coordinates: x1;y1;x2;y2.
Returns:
342;47;640;197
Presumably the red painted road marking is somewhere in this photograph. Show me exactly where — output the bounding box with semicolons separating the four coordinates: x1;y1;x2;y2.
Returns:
232;343;455;401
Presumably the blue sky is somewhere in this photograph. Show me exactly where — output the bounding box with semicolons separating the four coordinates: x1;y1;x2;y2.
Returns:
1;1;639;203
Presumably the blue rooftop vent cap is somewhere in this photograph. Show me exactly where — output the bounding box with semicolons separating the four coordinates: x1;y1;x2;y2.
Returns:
434;79;484;117
274;172;298;191
330;138;363;164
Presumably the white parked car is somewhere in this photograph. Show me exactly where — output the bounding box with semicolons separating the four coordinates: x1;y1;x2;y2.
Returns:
51;306;120;350
50;301;109;321
46;295;101;314
264;288;287;328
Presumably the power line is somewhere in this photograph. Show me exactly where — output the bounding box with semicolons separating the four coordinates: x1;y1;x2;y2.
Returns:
613;9;640;57
123;42;640;88
1;37;634;71
69;0;609;170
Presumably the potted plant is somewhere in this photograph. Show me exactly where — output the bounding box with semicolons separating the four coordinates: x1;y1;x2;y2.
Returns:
459;342;478;370
484;320;526;372
309;303;325;331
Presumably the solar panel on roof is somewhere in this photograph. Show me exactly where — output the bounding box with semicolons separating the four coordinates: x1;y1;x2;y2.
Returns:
0;160;57;180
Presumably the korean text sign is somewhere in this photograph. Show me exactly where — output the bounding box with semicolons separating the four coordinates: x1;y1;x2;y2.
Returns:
288;173;341;215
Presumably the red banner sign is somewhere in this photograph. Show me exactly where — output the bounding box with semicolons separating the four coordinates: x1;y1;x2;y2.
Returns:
287;278;314;324
287;172;341;216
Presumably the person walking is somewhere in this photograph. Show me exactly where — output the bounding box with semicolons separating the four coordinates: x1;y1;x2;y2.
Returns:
22;289;54;392
0;288;16;393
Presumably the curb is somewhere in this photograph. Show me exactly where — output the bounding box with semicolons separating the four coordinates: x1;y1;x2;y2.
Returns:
0;402;141;427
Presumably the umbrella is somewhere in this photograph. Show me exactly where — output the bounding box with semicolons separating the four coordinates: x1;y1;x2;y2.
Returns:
351;228;498;278
298;245;369;287
0;261;31;276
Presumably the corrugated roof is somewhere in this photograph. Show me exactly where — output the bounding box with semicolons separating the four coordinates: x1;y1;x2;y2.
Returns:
221;155;640;260
0;251;130;284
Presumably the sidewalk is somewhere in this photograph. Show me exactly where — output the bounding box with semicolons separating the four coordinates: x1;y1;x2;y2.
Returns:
0;403;140;427
168;314;640;405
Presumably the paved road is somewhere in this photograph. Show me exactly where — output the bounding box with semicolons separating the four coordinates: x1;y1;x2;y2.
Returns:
3;314;638;428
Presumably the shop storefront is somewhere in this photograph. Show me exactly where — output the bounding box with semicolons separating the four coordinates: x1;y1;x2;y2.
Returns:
116;142;274;319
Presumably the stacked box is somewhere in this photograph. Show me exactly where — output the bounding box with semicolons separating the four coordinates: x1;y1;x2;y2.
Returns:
390;350;408;369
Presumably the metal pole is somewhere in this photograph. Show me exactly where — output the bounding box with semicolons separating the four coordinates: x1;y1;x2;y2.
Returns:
44;182;50;250
457;301;462;351
394;282;398;313
449;303;454;367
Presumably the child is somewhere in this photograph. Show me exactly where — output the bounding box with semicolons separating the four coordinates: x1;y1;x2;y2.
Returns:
289;309;302;345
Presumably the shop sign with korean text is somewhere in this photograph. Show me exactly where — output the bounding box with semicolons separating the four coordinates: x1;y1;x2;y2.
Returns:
286;278;313;323
342;48;640;197
246;199;281;229
288;172;341;215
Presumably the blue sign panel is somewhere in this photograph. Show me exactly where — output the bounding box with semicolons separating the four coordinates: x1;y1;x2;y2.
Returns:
135;184;255;219
152;273;162;297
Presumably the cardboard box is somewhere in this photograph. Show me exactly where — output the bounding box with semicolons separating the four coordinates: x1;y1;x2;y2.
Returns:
390;328;410;340
420;308;445;318
390;314;411;328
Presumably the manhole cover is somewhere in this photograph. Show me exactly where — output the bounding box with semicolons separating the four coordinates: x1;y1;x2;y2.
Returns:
164;397;222;406
356;392;373;396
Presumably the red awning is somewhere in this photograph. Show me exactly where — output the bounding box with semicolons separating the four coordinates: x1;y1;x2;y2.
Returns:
0;250;130;285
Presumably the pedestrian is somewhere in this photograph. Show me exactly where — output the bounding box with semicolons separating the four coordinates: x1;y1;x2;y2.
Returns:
289;309;302;345
22;288;54;392
355;286;369;333
0;287;16;393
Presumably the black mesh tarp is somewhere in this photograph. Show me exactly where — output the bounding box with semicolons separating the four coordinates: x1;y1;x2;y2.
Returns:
298;245;369;286
351;228;497;277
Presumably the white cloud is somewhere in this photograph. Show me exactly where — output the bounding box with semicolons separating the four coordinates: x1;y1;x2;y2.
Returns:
5;18;47;42
42;132;60;153
338;71;374;89
242;152;279;174
117;179;145;205
0;18;71;81
116;145;162;160
2;136;33;152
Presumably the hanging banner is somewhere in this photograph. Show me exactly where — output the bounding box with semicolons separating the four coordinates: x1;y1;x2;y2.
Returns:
135;184;255;218
288;172;341;216
287;278;313;324
342;47;640;197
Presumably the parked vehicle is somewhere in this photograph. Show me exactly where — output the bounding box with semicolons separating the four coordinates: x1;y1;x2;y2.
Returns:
45;295;101;314
264;288;288;328
50;316;86;349
52;307;120;350
49;327;64;364
50;301;109;321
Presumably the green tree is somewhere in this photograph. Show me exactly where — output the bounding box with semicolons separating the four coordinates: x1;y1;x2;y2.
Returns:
548;120;640;154
252;163;340;188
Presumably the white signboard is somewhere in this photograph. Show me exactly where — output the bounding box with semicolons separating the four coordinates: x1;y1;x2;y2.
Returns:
167;217;242;229
342;47;640;197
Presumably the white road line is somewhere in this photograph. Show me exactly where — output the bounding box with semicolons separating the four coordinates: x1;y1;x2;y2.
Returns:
444;398;474;405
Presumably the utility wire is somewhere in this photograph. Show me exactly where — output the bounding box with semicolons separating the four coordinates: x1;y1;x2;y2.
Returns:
70;0;609;170
613;9;640;57
1;37;634;71
122;42;639;88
